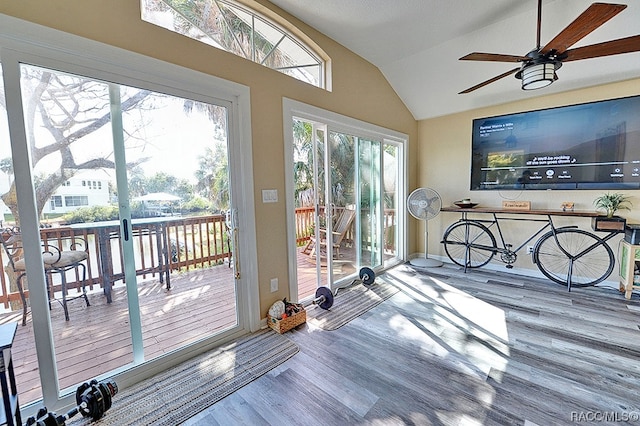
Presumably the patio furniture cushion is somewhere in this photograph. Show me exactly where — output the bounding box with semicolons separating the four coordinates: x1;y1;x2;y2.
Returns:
14;250;88;271
1;228;90;325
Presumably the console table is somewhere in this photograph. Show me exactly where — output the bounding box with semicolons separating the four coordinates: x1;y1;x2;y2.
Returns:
0;322;21;426
440;206;601;217
440;206;623;232
439;206;623;289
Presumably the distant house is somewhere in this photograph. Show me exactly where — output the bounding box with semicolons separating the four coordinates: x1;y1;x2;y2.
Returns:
1;173;111;222
43;174;111;215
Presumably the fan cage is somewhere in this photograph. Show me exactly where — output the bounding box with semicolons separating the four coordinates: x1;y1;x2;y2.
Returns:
407;187;443;268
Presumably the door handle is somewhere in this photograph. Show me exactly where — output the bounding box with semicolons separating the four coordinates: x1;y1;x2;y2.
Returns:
122;219;129;241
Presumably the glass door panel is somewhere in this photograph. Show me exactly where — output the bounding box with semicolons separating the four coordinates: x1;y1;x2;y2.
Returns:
292;119;325;300
383;143;399;260
119;86;238;357
5;63;240;403
327;131;356;284
358;138;383;269
290;108;404;302
1;64;46;405
15;64;135;397
292;120;400;299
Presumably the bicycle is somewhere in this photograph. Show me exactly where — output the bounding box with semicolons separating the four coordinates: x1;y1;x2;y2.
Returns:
440;209;621;290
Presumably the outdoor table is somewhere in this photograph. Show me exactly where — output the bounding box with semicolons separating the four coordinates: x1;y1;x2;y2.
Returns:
69;217;172;303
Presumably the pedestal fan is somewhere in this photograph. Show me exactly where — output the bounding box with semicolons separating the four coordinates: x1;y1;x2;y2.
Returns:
407;187;443;268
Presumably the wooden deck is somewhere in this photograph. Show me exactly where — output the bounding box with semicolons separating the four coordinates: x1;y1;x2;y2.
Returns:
1;249;332;406
1;262;237;405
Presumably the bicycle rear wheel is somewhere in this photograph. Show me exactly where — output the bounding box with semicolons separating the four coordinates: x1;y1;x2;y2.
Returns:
442;221;496;268
533;228;614;287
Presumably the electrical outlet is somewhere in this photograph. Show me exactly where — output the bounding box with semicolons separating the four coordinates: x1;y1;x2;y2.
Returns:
270;278;278;292
527;246;534;254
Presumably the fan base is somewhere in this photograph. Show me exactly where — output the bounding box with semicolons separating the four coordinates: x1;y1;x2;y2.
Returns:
410;257;443;268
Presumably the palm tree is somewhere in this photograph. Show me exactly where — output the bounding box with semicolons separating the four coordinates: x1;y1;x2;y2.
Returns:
145;0;289;68
195;143;229;212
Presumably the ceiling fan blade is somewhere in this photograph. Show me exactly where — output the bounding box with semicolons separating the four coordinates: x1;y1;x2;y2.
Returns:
563;35;640;62
459;67;520;94
541;3;627;55
460;52;530;62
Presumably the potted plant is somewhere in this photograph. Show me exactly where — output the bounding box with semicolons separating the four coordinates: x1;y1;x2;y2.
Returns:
592;192;632;231
594;192;632;217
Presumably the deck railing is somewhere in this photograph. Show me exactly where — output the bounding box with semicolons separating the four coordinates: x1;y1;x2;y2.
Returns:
297;206;397;252
0;208;396;310
0;214;232;309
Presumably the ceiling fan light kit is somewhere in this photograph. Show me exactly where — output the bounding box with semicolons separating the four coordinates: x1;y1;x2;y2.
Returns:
459;1;640;93
519;61;557;90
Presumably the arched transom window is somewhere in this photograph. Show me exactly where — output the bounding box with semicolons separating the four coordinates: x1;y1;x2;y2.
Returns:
142;0;327;88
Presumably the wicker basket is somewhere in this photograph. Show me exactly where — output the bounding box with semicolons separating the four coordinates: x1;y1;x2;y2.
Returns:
268;309;306;334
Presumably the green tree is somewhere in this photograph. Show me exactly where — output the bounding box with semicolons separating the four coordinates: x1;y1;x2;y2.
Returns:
291;121;358;208
195;142;229;212
127;166;148;199
144;172;192;196
0;68;152;225
293;119;313;206
145;0;289;69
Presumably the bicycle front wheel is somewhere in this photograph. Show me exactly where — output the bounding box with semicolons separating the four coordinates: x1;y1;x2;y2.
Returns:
442;221;496;268
533;228;614;287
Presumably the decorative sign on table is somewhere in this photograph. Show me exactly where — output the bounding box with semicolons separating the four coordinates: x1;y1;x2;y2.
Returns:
502;200;531;210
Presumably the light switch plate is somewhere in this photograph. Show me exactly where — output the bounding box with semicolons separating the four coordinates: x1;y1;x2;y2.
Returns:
262;189;278;203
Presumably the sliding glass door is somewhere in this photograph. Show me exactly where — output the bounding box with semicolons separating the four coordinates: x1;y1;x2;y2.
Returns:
1;54;248;406
288;106;405;301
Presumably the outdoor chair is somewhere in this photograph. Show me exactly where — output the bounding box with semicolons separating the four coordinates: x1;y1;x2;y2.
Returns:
302;206;356;260
0;227;90;325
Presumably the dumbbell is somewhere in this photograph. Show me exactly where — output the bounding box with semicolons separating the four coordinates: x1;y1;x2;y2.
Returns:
357;267;376;287
312;286;334;310
312;267;376;310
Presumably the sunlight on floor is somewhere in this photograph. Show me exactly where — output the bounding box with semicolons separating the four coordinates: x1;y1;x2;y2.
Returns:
384;269;511;384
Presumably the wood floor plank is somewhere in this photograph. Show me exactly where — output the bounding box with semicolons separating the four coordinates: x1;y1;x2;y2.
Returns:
178;263;640;424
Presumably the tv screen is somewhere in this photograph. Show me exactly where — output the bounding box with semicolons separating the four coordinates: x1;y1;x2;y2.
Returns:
470;95;640;190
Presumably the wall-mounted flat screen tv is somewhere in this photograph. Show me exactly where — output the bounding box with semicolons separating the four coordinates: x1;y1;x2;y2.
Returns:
470;95;640;190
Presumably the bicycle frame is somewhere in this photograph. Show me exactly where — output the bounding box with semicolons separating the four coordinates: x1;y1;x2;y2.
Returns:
469;213;556;255
453;212;564;258
442;209;622;289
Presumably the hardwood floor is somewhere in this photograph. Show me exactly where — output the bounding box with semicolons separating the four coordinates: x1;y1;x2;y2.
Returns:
184;263;640;425
2;248;352;407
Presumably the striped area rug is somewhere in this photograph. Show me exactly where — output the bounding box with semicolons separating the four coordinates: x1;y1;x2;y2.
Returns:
306;279;400;331
68;329;298;426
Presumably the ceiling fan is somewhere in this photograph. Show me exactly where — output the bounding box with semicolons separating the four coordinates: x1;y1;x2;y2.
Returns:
458;1;640;94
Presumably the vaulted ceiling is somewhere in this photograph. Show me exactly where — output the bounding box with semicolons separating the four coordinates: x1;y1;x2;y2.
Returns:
269;0;640;120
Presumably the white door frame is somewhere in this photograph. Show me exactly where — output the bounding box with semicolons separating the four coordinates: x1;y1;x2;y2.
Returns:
0;14;259;414
283;98;408;301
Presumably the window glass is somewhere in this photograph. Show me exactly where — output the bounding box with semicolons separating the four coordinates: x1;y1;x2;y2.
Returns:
64;195;89;207
141;0;325;88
